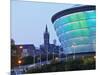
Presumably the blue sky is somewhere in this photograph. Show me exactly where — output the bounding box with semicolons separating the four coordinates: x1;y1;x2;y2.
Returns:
11;0;77;47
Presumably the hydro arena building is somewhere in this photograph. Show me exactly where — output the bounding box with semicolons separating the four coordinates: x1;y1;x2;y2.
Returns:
51;5;96;58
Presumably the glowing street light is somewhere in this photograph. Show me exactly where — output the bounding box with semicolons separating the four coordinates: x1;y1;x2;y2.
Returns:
94;56;96;59
18;60;22;64
55;57;59;60
41;64;44;66
53;52;55;60
18;60;22;69
19;46;23;49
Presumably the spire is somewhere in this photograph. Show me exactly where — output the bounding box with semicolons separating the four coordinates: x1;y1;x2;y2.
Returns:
45;24;48;33
44;24;50;45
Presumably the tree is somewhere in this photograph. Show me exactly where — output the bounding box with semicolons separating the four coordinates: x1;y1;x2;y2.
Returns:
21;56;34;65
11;39;19;68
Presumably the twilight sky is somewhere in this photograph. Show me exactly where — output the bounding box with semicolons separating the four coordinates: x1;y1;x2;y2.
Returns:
11;0;79;47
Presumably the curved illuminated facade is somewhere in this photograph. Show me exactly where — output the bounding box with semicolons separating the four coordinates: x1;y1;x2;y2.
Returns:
52;5;96;54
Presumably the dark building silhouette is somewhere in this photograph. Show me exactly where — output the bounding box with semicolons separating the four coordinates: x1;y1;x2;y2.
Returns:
13;25;64;64
44;25;50;46
42;25;62;54
16;44;35;58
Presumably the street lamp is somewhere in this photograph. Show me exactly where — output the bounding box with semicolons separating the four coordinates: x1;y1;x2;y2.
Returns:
53;52;55;60
59;47;61;61
18;60;22;64
72;43;77;60
18;45;23;59
94;56;96;59
41;64;44;66
66;54;67;61
55;57;59;61
18;60;22;69
19;46;23;49
53;45;56;61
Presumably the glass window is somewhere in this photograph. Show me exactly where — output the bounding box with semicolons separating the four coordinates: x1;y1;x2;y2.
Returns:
67;24;73;31
70;22;81;30
54;16;69;28
57;29;62;36
85;10;96;19
79;20;88;28
87;19;96;27
68;13;78;22
89;27;96;36
66;32;72;39
57;27;64;35
71;30;82;38
77;12;86;20
63;24;72;32
59;34;68;42
22;49;29;57
63;25;68;33
81;29;90;36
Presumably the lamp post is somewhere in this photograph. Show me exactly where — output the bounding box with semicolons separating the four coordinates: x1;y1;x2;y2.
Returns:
53;52;55;60
59;47;63;61
18;60;22;69
53;45;56;61
19;46;23;58
55;57;59;62
66;54;67;61
72;43;77;60
59;47;61;61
